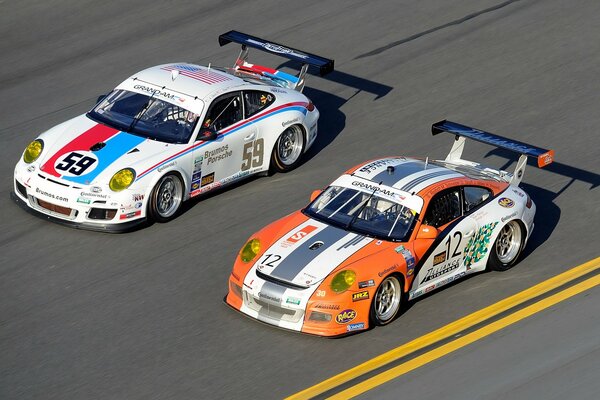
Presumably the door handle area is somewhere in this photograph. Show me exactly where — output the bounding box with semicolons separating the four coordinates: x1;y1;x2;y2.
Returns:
464;230;474;238
244;132;256;141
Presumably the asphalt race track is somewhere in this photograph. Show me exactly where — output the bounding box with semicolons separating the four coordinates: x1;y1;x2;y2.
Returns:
1;0;599;399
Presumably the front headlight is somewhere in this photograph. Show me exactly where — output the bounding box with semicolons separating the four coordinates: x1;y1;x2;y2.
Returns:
109;168;136;191
23;139;44;163
330;270;356;293
240;238;261;263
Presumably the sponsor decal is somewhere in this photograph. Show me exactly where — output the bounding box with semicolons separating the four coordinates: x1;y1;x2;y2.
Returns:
352;291;369;302
258;292;281;303
270;87;287;94
394;245;406;254
90;186;102;193
314;303;340;310
191;181;200;190
421;259;460;284
433;251;446;266
425;285;435;293
347;322;365;332
539;151;553;167
135;202;143;209
260;42;308;59
201;172;215;187
77;197;91;204
376;240;383;246
81;191;108;199
378;264;399;277
501;212;518;222
463;222;499;269
358;158;403;174
286;297;301;306
133;84;185;103
398;247;415;276
219;170;250;186
316;290;326;297
498;197;515;208
36;187;68;202
120;210;141;220
336;309;357;324
193;156;203;173
281;225;318;248
282;118;300;127
192;171;202;181
351;181;398;198
132;194;144;202
358;279;375;289
301;272;318;285
511;189;525;198
205;144;232;165
157;161;176;173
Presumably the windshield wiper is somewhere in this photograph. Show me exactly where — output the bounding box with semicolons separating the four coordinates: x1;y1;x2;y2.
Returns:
345;187;379;230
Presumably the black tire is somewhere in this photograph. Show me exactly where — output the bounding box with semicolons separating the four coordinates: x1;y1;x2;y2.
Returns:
270;125;305;173
148;173;184;223
370;274;405;326
487;220;524;271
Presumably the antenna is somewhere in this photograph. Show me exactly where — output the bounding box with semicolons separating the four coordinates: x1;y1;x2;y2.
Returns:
424;157;429;169
171;70;179;81
207;63;211;74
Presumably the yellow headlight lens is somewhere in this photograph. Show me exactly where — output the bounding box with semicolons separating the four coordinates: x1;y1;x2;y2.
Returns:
240;238;261;263
109;168;136;191
23;139;44;163
330;270;356;293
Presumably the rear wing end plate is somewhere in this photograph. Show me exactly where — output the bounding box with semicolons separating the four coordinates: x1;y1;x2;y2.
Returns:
432;120;554;184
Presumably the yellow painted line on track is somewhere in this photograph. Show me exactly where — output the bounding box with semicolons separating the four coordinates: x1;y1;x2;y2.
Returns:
286;257;600;400
329;272;600;399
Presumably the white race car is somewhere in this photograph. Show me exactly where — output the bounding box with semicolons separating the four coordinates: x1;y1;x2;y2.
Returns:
12;31;334;232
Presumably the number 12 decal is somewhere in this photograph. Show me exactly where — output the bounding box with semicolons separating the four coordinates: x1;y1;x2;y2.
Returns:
444;231;463;259
260;253;281;268
241;138;264;171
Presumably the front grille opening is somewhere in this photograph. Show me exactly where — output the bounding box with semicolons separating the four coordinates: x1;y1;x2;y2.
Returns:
88;208;117;220
15;180;27;198
256;270;309;290
37;199;73;216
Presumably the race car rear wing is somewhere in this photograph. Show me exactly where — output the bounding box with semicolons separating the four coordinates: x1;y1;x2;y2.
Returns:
218;30;334;92
432;120;554;185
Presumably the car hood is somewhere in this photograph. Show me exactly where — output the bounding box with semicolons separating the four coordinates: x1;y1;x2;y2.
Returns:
37;114;184;185
254;217;377;287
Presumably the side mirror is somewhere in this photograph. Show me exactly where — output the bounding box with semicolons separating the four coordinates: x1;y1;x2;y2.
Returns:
197;128;218;141
416;224;438;240
310;189;322;202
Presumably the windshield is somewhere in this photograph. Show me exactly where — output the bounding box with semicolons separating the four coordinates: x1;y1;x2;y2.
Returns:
87;89;199;144
304;186;418;241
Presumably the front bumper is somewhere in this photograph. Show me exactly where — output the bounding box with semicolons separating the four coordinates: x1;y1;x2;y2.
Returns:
13;166;148;233
225;270;370;337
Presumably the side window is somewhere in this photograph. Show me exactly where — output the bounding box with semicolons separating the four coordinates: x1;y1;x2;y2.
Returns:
463;186;492;213
243;91;275;118
423;188;462;228
202;92;243;131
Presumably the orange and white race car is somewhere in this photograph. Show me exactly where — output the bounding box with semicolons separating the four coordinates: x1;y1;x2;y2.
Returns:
225;121;554;336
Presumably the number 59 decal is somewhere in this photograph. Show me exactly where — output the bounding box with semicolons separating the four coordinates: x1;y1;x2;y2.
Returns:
241;138;264;171
55;152;98;176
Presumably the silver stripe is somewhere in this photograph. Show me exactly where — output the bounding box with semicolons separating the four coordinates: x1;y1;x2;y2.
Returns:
391;167;446;190
401;170;459;192
269;225;349;282
409;172;465;193
371;161;426;187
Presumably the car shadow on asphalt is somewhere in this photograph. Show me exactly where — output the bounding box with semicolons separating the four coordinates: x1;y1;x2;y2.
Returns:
484;147;600;260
